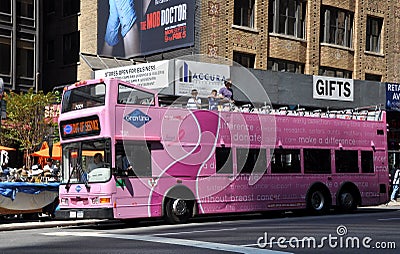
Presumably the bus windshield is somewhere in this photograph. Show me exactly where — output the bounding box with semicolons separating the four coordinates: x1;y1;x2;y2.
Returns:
62;139;111;184
62;83;106;113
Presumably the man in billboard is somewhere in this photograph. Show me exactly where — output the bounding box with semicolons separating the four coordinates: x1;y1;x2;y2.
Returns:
102;0;151;56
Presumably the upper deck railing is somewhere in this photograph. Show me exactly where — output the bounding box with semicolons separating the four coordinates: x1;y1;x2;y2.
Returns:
167;102;384;122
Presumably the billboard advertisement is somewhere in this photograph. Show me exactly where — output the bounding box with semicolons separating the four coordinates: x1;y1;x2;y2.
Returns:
386;83;400;111
175;60;230;97
94;60;173;89
97;0;195;58
313;75;354;102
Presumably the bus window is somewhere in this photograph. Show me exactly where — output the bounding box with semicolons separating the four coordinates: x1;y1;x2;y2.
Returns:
335;150;359;173
62;83;106;112
304;149;331;174
361;151;374;173
216;147;233;174
117;84;155;106
115;141;152;177
237;148;267;174
271;149;301;173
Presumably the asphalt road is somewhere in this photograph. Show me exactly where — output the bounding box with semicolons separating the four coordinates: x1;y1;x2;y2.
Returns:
0;207;399;254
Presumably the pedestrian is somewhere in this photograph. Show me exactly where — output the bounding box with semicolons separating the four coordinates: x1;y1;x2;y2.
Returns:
390;165;400;202
186;89;202;109
208;89;219;111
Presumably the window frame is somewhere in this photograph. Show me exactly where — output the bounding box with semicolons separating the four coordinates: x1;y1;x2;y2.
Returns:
267;58;305;74
304;149;332;174
321;6;353;48
234;0;256;28
335;150;359;173
233;51;256;68
216;147;234;174
237;148;267;174
271;149;301;174
269;0;306;39
366;16;383;53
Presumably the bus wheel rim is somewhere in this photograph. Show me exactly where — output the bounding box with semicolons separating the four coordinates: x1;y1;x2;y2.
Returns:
311;191;324;210
172;199;187;216
341;193;353;208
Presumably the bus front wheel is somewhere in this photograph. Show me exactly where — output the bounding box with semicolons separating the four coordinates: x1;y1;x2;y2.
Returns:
165;198;192;224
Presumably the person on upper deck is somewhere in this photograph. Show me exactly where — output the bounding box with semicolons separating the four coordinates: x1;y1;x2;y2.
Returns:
187;89;202;109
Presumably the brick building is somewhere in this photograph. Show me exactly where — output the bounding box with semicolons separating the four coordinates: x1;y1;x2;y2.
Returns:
40;0;400;89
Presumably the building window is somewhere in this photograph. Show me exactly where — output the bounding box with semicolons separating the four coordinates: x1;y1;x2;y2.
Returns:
366;16;382;53
17;0;34;18
47;0;55;15
46;40;55;62
17;47;34;78
63;0;80;17
269;0;306;38
0;1;11;14
365;73;382;82
267;58;304;73
63;31;80;65
234;0;255;28
321;6;353;48
233;51;255;68
0;41;11;75
319;67;352;79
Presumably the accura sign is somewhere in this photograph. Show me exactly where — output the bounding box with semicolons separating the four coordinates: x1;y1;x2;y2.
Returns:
313;75;354;102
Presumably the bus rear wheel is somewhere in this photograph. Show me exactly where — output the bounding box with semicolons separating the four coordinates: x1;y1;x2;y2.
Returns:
338;190;357;212
165;198;192;224
307;189;330;214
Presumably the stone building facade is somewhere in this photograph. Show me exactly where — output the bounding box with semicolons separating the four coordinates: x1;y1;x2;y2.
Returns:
41;0;400;90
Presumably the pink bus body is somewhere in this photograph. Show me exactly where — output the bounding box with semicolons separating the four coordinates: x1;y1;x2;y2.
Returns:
57;78;389;222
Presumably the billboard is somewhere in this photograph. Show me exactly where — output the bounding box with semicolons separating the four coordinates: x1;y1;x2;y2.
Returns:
94;60;173;89
175;60;230;97
313;75;354;102
97;0;195;58
386;83;400;111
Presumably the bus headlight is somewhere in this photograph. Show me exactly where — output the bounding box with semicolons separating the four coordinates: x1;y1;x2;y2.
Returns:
60;198;69;206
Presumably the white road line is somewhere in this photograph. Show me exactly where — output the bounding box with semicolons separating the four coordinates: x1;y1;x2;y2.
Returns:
378;217;400;221
153;227;237;236
43;232;292;254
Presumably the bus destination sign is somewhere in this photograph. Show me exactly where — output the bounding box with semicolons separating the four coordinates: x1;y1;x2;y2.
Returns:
60;115;101;139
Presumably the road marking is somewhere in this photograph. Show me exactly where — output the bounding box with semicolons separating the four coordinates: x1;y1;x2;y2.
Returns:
378;217;400;221
153;227;237;236
43;232;292;254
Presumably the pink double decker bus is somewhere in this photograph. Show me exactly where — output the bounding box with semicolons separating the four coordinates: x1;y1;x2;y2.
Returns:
57;78;389;223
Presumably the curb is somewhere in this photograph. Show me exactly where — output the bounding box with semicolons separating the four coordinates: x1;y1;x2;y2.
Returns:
0;219;105;232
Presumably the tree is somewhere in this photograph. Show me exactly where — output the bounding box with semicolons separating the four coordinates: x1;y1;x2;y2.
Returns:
2;89;58;168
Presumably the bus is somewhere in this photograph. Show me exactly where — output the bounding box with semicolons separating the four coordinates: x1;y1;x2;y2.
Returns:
56;78;389;223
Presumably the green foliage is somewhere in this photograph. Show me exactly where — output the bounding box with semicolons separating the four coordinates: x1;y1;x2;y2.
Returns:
1;89;59;166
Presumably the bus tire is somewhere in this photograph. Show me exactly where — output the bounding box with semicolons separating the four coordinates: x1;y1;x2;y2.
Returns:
164;198;193;224
306;185;331;214
337;189;358;212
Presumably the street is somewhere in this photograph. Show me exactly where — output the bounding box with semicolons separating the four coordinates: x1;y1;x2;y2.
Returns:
0;206;399;254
